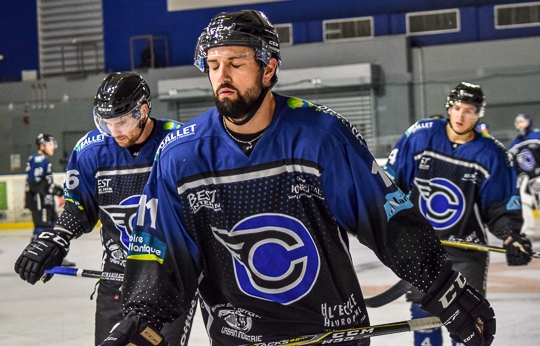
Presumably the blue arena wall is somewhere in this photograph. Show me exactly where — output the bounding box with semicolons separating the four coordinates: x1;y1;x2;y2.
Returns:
1;0;540;82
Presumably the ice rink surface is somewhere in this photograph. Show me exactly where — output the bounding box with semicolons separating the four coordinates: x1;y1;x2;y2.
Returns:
1;227;539;345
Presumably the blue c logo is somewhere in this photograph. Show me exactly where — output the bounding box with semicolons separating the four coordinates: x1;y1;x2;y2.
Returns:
517;149;536;172
417;178;465;230
212;214;320;305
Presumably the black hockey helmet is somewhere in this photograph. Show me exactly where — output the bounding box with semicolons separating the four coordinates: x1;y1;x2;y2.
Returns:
194;10;281;78
93;72;151;136
445;82;486;117
35;133;57;148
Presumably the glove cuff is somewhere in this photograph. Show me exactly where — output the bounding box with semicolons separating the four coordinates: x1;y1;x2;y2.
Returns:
36;229;71;256
421;270;466;316
106;314;166;346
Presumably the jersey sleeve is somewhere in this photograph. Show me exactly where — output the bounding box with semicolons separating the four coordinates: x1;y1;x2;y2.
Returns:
480;149;523;240
121;154;202;328
55;146;100;237
322;137;449;293
382;126;419;194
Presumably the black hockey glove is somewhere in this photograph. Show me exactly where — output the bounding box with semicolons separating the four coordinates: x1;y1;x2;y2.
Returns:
14;229;70;284
504;232;533;266
100;314;168;346
421;270;496;346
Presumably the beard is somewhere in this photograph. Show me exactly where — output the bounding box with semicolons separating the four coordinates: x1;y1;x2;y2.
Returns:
214;82;262;121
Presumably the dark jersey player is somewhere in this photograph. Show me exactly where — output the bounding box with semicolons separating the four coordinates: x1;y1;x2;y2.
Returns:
509;113;540;239
384;82;533;346
14;72;189;345
101;11;496;346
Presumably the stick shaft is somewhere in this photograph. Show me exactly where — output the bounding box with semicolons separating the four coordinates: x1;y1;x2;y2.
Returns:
44;266;124;281
245;317;442;345
364;279;412;308
441;240;540;258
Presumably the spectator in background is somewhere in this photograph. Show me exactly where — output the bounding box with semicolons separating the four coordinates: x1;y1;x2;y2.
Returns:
509;113;540;239
24;133;75;266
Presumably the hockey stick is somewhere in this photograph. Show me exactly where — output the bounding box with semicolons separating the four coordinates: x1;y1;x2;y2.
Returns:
441;240;540;258
43;266;124;282
364;279;412;307
244;316;442;345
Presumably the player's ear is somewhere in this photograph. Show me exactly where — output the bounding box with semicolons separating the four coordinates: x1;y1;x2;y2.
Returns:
263;58;278;87
140;104;149;117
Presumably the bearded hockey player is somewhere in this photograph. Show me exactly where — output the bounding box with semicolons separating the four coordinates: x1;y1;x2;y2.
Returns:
101;11;496;346
14;72;188;345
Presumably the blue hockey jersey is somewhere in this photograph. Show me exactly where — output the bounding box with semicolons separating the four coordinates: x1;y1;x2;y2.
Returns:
509;128;540;180
25;152;61;210
384;118;522;244
122;94;450;345
56;118;181;274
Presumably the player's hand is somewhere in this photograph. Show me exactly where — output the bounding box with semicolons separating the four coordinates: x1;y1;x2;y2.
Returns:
100;314;168;346
422;270;496;346
14;229;70;284
504;232;533;266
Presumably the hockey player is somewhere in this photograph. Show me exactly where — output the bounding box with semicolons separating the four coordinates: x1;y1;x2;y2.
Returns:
25;134;75;267
384;82;533;346
25;134;64;239
101;11;495;346
14;72;188;345
509;113;540;239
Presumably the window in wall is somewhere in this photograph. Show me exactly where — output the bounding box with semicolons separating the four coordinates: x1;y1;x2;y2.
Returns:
275;24;293;46
38;0;104;77
407;9;460;35
323;17;373;42
495;2;540;28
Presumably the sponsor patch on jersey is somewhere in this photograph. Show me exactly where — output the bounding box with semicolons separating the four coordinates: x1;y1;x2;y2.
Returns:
155;124;195;160
73;133;106;152
415;177;465;230
506;195;522;211
187;188;221;214
383;190;413;220
286;97;366;146
212;213;320;305
405;120;433;137
127;231;166;264
288;176;324;200
162;121;182;131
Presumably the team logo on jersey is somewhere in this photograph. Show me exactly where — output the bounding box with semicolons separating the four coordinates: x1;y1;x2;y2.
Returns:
100;195;141;249
516;149;536;172
415;178;465;230
212;213;320;305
